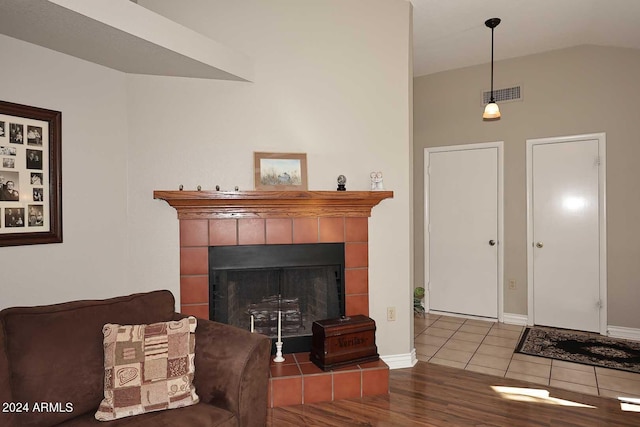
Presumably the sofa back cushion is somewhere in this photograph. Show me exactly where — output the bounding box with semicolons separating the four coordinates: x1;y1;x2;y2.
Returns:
0;290;176;427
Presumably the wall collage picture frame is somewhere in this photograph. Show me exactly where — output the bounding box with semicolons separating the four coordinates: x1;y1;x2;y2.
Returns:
0;100;62;247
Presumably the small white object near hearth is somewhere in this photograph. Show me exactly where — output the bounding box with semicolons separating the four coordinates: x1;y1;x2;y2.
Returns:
273;341;285;363
273;310;285;362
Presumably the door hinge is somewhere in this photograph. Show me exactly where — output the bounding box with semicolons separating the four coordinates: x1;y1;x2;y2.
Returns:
595;156;601;166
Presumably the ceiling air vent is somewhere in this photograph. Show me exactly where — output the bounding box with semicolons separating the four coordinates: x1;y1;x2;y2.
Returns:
482;85;522;105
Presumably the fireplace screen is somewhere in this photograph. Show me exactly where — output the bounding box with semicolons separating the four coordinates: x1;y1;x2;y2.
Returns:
209;243;345;353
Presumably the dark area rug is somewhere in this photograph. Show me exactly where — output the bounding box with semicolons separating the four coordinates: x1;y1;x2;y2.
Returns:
515;327;640;374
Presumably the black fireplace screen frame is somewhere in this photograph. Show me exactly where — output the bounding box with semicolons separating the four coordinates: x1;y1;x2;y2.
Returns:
209;243;346;354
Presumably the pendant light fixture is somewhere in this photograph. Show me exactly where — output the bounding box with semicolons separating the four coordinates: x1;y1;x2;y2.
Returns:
483;18;501;121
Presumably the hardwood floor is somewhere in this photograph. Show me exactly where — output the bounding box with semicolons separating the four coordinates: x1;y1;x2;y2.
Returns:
267;361;639;426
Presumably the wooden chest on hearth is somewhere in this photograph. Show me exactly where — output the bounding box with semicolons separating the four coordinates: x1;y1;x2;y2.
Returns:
310;315;379;371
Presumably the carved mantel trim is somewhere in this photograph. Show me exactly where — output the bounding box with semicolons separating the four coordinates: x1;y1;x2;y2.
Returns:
153;190;393;219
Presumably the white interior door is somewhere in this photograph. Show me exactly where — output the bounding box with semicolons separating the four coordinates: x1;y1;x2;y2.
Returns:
425;143;502;319
527;134;607;333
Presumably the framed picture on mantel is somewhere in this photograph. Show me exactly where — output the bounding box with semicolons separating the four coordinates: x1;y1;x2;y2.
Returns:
0;100;62;247
254;152;308;191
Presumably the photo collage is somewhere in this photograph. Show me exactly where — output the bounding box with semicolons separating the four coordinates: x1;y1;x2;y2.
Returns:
0;115;48;233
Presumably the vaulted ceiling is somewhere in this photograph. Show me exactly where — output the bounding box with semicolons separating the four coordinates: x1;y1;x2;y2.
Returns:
412;0;640;77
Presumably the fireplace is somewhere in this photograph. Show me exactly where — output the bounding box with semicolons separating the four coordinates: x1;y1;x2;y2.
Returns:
154;190;394;407
209;243;345;353
152;191;393;323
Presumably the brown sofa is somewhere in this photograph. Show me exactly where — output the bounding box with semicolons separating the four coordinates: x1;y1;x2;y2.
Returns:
0;290;271;427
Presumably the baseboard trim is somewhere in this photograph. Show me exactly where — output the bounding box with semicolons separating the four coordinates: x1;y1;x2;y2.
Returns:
503;313;528;326
608;325;640;341
427;310;497;322
381;350;417;370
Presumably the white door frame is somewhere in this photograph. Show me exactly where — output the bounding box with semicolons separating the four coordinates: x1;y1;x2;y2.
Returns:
526;133;607;334
424;142;505;321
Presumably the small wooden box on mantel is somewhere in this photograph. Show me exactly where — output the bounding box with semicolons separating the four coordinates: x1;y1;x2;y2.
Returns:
310;315;379;371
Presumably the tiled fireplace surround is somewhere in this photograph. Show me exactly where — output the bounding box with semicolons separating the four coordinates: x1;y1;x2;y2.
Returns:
155;190;393;407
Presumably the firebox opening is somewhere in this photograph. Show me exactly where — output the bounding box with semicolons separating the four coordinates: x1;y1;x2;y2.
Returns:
209;243;345;354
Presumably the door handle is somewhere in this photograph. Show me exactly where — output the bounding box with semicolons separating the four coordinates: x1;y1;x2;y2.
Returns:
489;240;496;246
535;242;544;248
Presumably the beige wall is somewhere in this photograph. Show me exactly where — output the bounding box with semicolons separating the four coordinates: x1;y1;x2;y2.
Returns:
414;45;640;328
131;0;414;357
0;1;413;358
0;34;130;308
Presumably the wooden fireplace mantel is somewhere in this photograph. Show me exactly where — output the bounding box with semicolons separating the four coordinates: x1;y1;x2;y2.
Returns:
153;190;393;219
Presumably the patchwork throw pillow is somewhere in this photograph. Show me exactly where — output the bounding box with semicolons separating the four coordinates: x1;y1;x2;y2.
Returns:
95;316;199;421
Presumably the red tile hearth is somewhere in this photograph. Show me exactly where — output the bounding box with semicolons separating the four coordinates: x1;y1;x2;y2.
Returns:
268;353;389;407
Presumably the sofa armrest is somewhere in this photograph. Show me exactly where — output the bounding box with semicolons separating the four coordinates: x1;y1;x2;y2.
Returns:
0;322;16;427
176;315;270;427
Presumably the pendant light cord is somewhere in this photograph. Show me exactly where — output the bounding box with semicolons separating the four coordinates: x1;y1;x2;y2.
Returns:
490;26;495;103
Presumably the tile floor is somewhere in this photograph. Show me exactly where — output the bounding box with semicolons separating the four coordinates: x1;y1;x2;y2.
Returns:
415;313;640;399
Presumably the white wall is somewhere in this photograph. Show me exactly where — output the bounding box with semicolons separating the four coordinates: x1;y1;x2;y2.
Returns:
0;34;130;308
130;0;414;357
